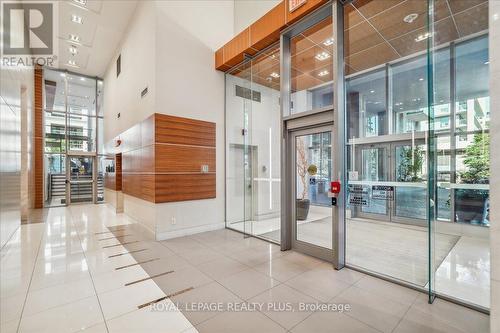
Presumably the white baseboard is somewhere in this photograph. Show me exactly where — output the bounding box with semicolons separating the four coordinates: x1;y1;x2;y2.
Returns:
156;222;225;241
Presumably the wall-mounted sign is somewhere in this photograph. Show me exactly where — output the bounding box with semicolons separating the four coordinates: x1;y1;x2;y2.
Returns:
372;185;394;200
289;0;307;12
348;184;368;206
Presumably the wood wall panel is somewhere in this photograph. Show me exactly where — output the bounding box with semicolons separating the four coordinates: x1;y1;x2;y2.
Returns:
112;113;216;204
223;28;252;67
34;68;43;208
116;153;122;191
155;174;216;203
250;2;286;50
155;144;215;173
155;114;216;147
286;0;328;25
104;173;116;190
215;0;332;71
122;173;155;202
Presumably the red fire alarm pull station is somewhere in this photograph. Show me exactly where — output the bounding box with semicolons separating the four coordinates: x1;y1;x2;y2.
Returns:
331;181;341;194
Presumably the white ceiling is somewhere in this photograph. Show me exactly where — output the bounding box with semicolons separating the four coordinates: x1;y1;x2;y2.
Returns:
52;0;138;78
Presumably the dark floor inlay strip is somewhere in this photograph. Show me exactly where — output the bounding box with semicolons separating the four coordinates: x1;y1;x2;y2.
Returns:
108;249;148;258
102;241;139;249
137;287;194;309
98;235;132;241
125;270;174;286
95;228;127;235
115;258;160;270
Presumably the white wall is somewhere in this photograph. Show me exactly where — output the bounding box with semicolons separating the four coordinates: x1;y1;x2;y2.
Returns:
233;0;281;35
103;0;156;144
102;1;234;239
489;0;500;330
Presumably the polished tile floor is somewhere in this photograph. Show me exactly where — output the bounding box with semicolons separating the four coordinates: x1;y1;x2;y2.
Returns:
0;204;490;333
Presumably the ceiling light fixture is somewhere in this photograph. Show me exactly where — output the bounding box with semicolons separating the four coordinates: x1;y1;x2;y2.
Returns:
73;0;87;6
270;72;280;78
68;60;78;67
318;70;329;77
315;51;330;61
69;34;80;42
415;32;431;42
403;13;418;24
419;77;424;81
370;90;375;94
71;14;83;24
80;77;85;81
60;73;66;77
69;45;78;55
484;61;490;65
323;38;334;46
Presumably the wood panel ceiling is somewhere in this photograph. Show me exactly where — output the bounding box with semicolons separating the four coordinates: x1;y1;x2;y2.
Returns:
227;0;488;92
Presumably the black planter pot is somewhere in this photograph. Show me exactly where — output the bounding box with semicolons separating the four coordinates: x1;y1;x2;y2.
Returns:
296;199;310;221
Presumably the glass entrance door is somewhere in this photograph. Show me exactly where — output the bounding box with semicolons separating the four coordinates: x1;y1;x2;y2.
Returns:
291;126;333;260
350;140;427;225
66;155;95;204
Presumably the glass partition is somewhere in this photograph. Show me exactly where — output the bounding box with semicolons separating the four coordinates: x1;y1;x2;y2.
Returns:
341;0;489;310
430;0;490;309
42;69;104;206
288;17;333;116
225;44;282;243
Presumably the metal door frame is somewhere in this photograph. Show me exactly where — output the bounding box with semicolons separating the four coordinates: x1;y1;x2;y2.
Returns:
288;124;334;262
65;152;97;205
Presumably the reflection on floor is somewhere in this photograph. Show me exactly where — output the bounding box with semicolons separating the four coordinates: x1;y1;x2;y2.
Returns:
0;204;489;333
227;205;490;309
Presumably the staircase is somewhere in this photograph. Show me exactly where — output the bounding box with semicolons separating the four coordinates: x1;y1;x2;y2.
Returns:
49;173;105;203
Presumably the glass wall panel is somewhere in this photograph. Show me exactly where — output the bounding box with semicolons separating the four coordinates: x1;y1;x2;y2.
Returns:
430;0;490;308
225;44;281;243
288;17;333;116
344;0;432;287
42;69;104;206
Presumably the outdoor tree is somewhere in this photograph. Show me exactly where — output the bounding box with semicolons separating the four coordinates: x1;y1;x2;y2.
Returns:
460;133;490;184
296;137;308;200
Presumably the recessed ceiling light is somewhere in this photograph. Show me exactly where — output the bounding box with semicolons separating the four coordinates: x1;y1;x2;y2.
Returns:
73;0;87;6
419;77;424;81
80;77;85;81
323;38;334;46
403;13;418;24
60;73;66;77
69;45;78;55
71;14;83;24
415;32;431;42
318;70;329;77
69;34;80;42
270;72;280;78
315;51;330;61
68;60;78;67
484;61;490;65
370;90;375;94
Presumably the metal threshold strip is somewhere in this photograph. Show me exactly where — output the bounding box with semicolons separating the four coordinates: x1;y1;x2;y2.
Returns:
95;228;127;235
125;270;174;286
137;287;194;309
115;258;160;270
108;249;148;258
103;241;139;248
98;235;132;241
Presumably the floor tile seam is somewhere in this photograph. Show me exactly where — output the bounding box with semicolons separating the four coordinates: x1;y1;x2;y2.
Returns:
403;303;475;333
390;296;415;333
15;222;45;333
68;209;111;333
24;274;96;297
335;283;416;312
